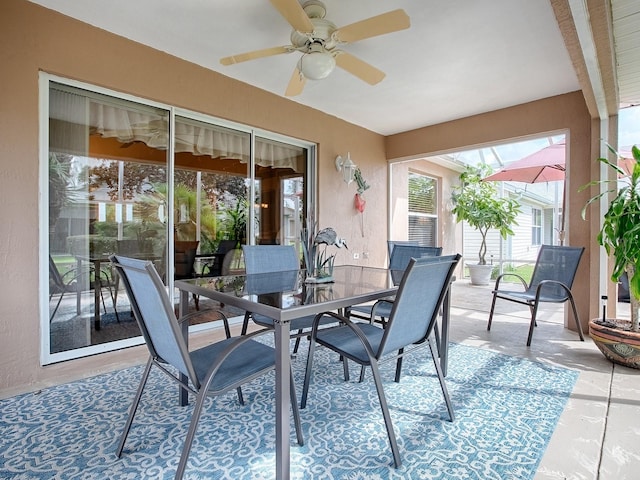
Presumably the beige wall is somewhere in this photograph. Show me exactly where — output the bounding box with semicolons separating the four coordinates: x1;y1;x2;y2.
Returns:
0;0;604;395
389;159;461;261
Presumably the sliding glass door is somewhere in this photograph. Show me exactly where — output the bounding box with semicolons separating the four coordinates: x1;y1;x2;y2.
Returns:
44;77;312;363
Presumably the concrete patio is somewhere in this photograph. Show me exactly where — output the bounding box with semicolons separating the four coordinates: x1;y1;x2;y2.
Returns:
447;280;640;480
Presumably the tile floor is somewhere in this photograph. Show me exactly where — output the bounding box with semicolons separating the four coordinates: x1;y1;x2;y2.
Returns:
447;280;640;480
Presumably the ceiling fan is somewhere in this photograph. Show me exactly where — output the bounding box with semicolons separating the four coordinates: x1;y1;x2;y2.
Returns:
220;0;410;97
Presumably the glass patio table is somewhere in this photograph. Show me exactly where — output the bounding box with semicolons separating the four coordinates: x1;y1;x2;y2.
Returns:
174;264;452;480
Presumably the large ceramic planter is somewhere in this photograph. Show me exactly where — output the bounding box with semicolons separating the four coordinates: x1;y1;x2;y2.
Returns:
589;319;640;369
467;263;494;286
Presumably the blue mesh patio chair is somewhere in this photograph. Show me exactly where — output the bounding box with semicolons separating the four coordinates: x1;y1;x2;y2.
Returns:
301;254;461;468
110;255;303;480
241;245;338;353
487;244;585;346
348;244;443;326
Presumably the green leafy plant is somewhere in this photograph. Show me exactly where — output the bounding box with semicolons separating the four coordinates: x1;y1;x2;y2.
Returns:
451;164;521;265
581;144;640;331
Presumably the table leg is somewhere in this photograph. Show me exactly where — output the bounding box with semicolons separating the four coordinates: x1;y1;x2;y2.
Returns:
274;318;291;480
179;288;189;407
441;284;451;377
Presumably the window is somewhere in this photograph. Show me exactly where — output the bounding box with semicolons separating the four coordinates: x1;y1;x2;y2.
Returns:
43;75;313;364
532;208;542;246
408;172;438;246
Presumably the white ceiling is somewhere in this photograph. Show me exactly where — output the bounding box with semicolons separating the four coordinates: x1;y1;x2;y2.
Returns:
28;0;638;136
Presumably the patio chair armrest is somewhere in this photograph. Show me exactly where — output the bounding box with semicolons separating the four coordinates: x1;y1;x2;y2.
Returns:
370;299;394;323
311;310;377;359
178;308;232;338
311;310;348;329
493;272;528;291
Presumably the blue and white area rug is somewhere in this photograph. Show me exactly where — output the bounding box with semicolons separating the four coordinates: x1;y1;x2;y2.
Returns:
0;342;578;479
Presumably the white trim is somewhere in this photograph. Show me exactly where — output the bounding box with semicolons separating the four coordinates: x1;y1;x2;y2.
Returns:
568;0;609;119
39;72;51;364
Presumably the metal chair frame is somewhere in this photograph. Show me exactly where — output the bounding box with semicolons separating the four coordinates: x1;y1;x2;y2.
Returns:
487;244;586;346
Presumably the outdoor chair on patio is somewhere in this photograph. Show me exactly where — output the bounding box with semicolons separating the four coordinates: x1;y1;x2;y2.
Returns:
241;244;337;353
301;254;460;468
347;244;443;326
487;244;586;346
111;255;304;480
49;255;119;322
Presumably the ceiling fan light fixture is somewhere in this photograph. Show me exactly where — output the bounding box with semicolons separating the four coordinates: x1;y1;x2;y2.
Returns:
299;50;336;80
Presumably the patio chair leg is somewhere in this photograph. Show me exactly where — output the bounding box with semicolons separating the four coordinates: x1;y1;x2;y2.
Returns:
175;388;209;480
428;337;454;421
240;312;251;335
369;359;401;468
116;358;153;457
292;329;303;354
300;333;318;409
49;292;66;322
568;295;585;341
487;292;498;331
342;356;350;382
527;302;540;346
394;348;404;383
289;369;304;446
358;365;366;382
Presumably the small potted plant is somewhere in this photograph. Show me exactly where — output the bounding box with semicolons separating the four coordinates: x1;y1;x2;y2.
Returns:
581;144;640;368
451;164;521;285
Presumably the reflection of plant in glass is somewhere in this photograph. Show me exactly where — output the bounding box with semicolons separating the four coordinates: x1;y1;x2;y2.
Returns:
152;183;217;245
217;196;249;245
49;153;82;229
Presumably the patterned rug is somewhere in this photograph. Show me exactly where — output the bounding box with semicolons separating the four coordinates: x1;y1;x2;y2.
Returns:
0;341;578;479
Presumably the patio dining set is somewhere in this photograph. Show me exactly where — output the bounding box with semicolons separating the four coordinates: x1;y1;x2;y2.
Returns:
107;241;584;480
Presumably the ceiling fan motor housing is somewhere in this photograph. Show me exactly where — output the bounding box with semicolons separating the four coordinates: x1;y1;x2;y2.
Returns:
290;18;337;50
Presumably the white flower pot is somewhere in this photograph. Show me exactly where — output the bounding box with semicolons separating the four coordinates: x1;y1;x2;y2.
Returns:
467;263;494;286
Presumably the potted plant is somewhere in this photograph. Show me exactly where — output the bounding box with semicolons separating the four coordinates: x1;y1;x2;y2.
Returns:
451;164;521;285
581;144;640;369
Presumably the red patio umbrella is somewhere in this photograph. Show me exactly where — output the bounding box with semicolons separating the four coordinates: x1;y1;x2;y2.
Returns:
482;141;566;183
483;141;567;243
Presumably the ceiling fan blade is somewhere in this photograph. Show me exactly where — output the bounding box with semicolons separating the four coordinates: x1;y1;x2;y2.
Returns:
269;0;314;33
220;46;291;66
285;66;306;96
335;9;410;44
335;51;385;85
